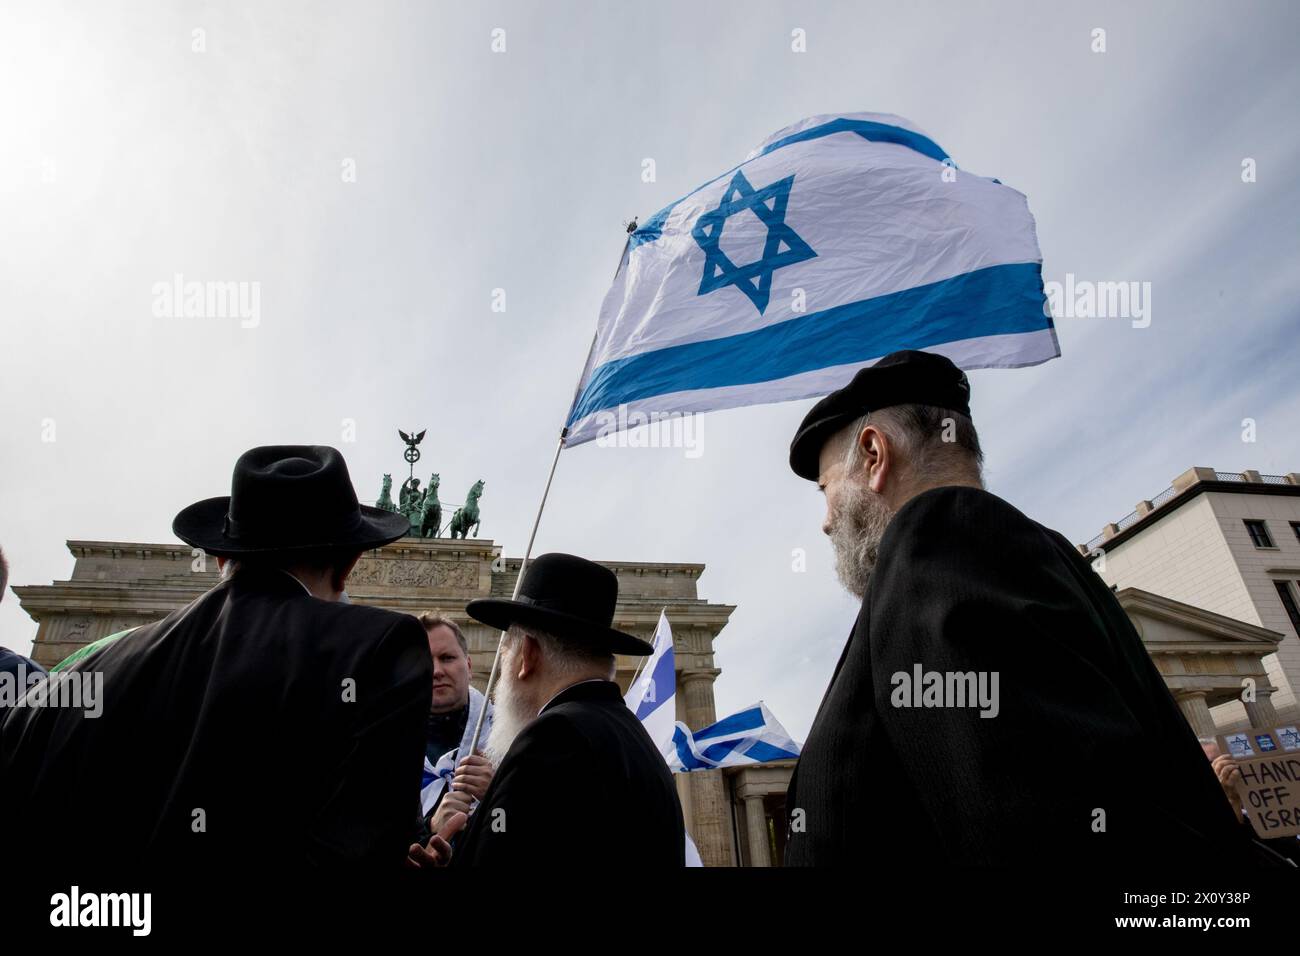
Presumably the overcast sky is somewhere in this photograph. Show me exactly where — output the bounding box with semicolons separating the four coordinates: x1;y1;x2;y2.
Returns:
2;0;1297;740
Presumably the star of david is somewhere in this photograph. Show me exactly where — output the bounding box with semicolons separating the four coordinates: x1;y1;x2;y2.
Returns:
691;169;816;314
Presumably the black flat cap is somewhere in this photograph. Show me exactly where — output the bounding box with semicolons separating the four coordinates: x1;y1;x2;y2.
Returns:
788;350;972;482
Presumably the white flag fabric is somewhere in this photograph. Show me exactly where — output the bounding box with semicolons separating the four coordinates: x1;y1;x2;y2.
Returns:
624;610;677;752
566;111;1058;445
420;686;493;817
665;701;801;772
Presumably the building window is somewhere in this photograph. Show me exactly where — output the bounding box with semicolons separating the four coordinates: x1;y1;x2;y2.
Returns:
1291;521;1300;544
1276;581;1300;637
1245;519;1275;548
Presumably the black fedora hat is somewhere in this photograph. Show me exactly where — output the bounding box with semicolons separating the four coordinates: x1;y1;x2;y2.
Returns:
173;445;411;557
466;553;653;656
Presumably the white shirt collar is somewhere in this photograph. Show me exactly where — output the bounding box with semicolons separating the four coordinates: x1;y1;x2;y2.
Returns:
278;569;312;596
537;678;606;716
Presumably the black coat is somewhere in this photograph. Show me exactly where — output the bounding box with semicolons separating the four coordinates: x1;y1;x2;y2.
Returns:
450;679;685;867
0;648;45;719
0;568;431;874
785;486;1253;866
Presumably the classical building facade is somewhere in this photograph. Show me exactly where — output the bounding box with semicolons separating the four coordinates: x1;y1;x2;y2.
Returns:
1115;587;1284;737
726;760;795;866
1080;467;1300;730
13;536;745;865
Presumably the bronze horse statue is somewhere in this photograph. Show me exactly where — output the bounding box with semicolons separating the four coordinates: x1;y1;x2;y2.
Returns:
448;480;484;539
375;474;397;512
419;474;442;538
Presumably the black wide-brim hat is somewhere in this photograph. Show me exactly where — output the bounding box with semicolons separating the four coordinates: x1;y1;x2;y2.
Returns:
788;349;972;482
466;552;653;656
173;445;411;557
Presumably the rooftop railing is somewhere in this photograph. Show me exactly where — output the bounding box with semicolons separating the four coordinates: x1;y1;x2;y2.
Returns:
1083;470;1296;553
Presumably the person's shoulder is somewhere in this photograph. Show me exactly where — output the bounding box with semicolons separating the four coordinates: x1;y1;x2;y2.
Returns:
484;710;590;790
0;646;36;675
301;594;423;637
884;485;1047;554
527;700;599;738
895;484;1027;525
289;598;428;672
511;700;608;763
872;486;1075;602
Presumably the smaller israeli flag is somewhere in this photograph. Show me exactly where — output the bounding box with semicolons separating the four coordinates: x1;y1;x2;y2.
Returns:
624;610;677;750
665;702;801;772
420;685;493;816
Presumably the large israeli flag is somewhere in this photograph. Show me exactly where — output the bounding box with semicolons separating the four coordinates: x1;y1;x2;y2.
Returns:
566;112;1057;445
665;702;801;772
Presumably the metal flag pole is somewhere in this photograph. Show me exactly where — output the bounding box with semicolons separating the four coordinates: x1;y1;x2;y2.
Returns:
465;223;637;756
465;424;568;754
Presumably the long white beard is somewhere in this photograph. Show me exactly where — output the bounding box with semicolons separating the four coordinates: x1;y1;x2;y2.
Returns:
483;659;536;767
828;481;894;600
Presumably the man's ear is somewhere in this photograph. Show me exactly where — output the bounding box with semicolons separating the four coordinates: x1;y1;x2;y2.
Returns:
860;425;891;494
517;635;542;680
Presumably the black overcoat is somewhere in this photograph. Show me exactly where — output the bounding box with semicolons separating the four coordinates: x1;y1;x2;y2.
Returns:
785;486;1252;866
0;567;431;873
450;680;685;867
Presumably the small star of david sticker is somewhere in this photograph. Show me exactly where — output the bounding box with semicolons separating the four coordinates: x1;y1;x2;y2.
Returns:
691;169;816;314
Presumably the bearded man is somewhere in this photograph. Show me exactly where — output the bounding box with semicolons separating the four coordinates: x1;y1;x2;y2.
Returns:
783;350;1252;867
407;552;685;868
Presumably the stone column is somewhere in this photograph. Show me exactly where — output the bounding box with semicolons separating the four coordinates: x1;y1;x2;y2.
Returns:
681;668;735;867
1176;691;1217;739
1244;694;1278;728
743;794;771;867
676;774;693;831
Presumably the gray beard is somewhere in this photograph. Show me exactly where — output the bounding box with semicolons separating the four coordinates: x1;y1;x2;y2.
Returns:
828;481;894;600
483;657;535;767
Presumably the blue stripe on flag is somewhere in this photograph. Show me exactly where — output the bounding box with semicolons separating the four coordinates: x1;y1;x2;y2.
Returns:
694;706;766;741
743;740;800;763
754;117;949;164
671;725;710;771
568;262;1048;425
700;739;745;763
633;648;677;721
